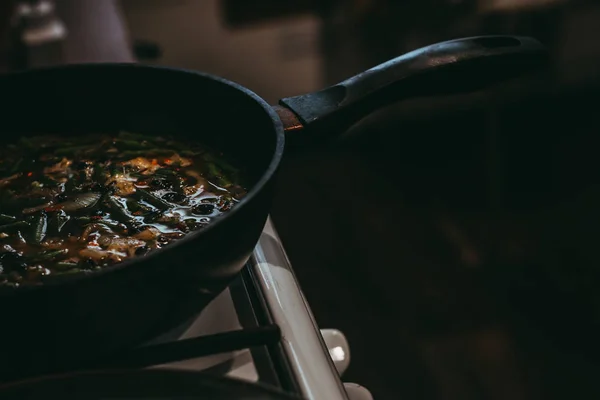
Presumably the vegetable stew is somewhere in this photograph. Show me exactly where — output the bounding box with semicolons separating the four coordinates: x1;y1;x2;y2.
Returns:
0;132;247;287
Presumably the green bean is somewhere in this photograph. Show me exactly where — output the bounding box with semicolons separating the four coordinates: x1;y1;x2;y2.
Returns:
154;168;177;176
75;216;92;225
180;150;201;157
36;175;58;187
54;146;91;156
183;218;202;230
30;213;47;244
107;164;121;178
20;196;52;210
166;176;186;195
59;192;101;212
135;188;172;211
0;214;17;224
0;221;29;233
118;149;175;159
96;220;127;232
54;262;78;271
155;169;185;193
9;158;22;174
206;163;232;187
105;196;135;224
143;211;162;224
118;131;153;141
93;163;108;182
164;141;191;151
50;211;70;233
126;199;152;214
1;189;16;198
19;137;36;149
28;249;68;262
203;153;237;174
63;178;78;193
157;216;181;229
55;268;81;275
46;249;68;258
206;163;222;178
0;131;246;286
115;140;151;150
0;192;22;212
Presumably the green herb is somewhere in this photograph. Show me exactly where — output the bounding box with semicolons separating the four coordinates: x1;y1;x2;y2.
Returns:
135;188;172;211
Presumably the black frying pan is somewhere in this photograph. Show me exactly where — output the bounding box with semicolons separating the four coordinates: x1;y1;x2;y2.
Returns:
0;35;547;379
0;369;303;399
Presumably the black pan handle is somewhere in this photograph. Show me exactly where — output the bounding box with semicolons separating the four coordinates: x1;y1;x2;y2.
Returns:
278;35;547;141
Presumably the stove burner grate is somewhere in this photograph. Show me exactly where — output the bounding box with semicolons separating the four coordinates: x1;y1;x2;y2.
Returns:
2;263;302;396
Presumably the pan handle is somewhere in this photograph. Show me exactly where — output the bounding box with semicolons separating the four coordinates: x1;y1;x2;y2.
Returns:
277;35;548;143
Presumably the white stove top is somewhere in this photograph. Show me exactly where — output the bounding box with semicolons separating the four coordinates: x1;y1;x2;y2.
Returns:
140;217;373;400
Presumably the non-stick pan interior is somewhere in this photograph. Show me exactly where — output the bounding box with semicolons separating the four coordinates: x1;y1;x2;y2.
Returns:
0;64;282;187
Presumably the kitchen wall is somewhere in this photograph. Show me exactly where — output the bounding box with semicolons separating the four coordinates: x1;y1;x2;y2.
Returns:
120;0;323;103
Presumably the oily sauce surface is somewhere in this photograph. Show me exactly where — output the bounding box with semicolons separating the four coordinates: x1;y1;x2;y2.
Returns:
0;132;247;287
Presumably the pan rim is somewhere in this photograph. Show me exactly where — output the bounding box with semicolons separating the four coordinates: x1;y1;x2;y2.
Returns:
0;62;286;294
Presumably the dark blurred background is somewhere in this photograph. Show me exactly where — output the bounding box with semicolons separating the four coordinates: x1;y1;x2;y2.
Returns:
5;0;600;398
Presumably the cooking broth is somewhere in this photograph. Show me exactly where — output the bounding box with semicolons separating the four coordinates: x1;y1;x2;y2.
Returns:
0;131;247;287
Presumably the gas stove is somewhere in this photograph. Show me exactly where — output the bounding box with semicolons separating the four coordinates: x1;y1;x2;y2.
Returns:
126;218;373;400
